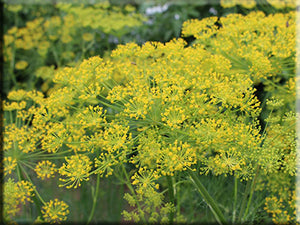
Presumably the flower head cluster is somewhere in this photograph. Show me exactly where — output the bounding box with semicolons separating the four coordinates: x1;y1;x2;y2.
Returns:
35;160;57;180
15;60;28;70
3;157;17;176
4;179;35;219
3;7;296;224
267;0;296;9
182;11;295;83
220;0;256;8
59;154;92;188
4;2;144;57
3;2;145;95
122;168;176;223
41;199;69;223
264;191;296;224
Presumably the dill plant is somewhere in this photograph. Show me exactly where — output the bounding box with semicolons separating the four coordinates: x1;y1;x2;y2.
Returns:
3;2;145;96
3;5;297;225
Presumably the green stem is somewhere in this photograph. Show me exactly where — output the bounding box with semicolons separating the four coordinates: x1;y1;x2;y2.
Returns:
87;173;100;224
31;156;68;160
51;47;61;67
237;178;251;223
91;151;125;176
242;167;260;222
19;164;45;205
23;149;73;159
9;15;17;87
176;179;181;220
263;120;295;146
262;78;289;92
188;169;227;225
17;164;22;182
81;39;95;60
19;160;35;170
167;176;175;224
9;110;14;125
232;176;238;224
121;164;146;223
247;198;266;218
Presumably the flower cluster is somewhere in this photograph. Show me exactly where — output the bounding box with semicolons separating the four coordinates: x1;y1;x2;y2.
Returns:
41;199;70;223
3;6;296;224
59;154;92;188
220;0;296;9
122;168;176;223
35;160;57;180
220;0;257;8
3;2;145;95
4;179;35;221
181;10;296;223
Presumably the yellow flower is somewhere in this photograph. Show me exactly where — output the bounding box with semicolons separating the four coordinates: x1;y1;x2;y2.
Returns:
58;154;92;188
3;101;27;111
15;60;28;70
61;34;72;44
7;89;28;101
7;26;18;35
62;51;75;60
82;33;94;42
41;199;69;223
38;41;50;50
14;39;24;49
267;0;295;8
4;179;35;218
35;160;57;180
4;34;15;46
239;0;256;8
125;4;136;12
220;0;237;8
6;4;23;13
3;157;17;176
37;41;50;56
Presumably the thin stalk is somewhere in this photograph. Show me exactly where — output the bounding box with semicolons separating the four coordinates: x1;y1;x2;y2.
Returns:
17;164;22;182
81;40;86;61
232;176;238;224
247;198;266;218
9;110;14;124
121;164;146;223
23;149;71;159
25;105;37;127
81;39;95;60
176;178;181;220
262;78;290;92
188;169;227;225
19;164;45;205
167;176;175;224
242;167;260;222
264;120;296;145
237;178;251;223
91;151;125;176
87;173;100;224
19;160;35;170
42;149;73;156
32;156;69;160
9;35;17;87
51;47;61;67
16;110;21;128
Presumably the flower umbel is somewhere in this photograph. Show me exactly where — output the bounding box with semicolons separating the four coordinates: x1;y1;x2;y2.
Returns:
35;160;57;180
58;154;92;188
4;178;35;219
4;157;17;176
41;199;69;223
